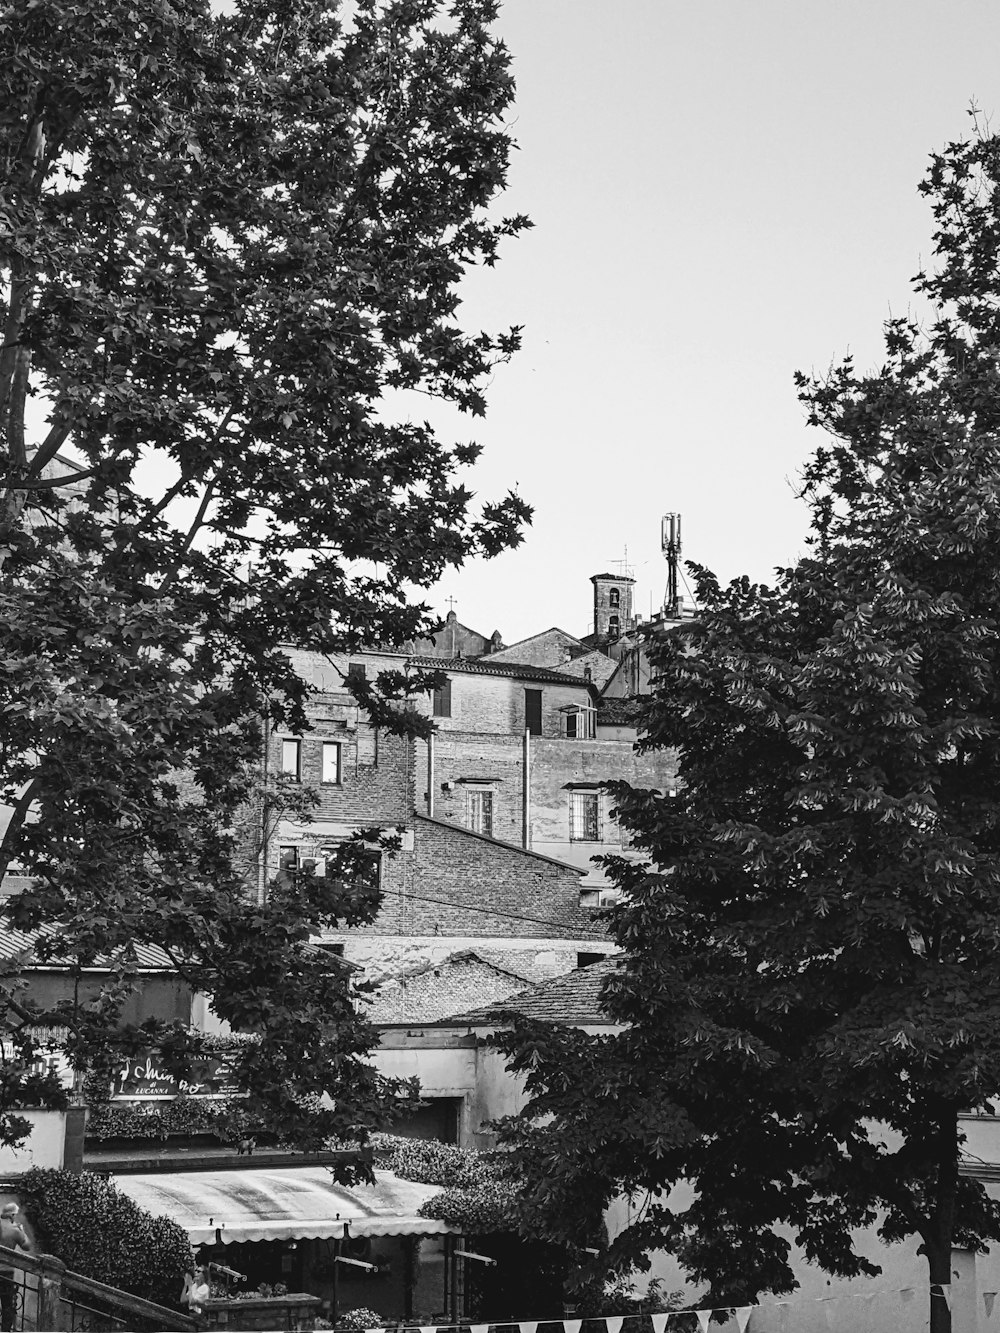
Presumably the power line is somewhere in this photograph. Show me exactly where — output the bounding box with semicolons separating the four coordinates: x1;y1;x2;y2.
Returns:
370;885;610;941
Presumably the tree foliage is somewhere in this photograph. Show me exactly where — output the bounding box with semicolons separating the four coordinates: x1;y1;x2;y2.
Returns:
494;118;1000;1333
18;1166;194;1309
0;0;529;1149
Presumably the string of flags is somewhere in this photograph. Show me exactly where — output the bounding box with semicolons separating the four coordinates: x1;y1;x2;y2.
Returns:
358;1282;1000;1332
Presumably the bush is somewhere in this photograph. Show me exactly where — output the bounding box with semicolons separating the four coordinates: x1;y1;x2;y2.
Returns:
371;1134;522;1231
337;1308;385;1330
85;1096;259;1142
18;1168;193;1308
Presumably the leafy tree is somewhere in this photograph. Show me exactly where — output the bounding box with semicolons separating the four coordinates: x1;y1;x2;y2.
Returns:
0;0;529;1150
494;120;1000;1333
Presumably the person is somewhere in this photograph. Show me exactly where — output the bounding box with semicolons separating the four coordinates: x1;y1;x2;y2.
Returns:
181;1265;211;1317
0;1202;31;1332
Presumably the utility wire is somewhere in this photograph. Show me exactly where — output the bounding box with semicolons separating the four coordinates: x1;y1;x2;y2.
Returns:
368;885;611;941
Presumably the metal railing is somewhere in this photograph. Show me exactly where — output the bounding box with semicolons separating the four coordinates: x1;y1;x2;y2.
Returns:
0;1242;198;1332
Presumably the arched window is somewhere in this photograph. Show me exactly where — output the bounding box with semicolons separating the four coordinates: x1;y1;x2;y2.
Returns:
609;587;620;607
608;615;620;640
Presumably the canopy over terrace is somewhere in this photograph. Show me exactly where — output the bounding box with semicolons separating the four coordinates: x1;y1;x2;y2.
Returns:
113;1166;458;1246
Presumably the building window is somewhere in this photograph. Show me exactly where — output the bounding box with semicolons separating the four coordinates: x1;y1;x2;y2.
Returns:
562;707;596;740
278;845;299;873
322;742;341;784
608;615;620;640
577;951;605;969
347;662;366;681
570;791;600;841
524;688;542;736
466;789;494;837
281;739;301;780
609;588;620;607
432;678;452;718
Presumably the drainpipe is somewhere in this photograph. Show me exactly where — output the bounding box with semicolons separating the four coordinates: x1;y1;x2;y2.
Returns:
522;727;531;849
427;733;435;817
257;717;271;905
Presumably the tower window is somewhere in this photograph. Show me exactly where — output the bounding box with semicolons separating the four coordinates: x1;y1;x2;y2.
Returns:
609;588;620;607
608;615;620;640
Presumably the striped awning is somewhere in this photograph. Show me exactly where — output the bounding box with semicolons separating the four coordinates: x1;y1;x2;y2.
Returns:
113;1166;458;1245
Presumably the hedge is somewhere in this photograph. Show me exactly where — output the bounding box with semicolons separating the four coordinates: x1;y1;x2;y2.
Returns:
17;1168;193;1309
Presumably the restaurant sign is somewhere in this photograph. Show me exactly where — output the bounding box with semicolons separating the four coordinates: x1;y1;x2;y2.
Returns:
112;1051;242;1100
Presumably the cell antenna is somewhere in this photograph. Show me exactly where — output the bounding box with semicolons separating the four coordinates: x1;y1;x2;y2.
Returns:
661;513;682;616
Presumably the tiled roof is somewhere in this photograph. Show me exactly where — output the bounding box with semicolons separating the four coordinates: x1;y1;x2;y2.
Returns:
407;655;589;686
597;697;644;726
367;951;529;1025
414;813;587;876
437;956;621;1027
0;924;175;970
0;926;349;972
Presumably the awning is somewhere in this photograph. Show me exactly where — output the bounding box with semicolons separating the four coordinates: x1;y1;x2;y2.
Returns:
113;1166;459;1245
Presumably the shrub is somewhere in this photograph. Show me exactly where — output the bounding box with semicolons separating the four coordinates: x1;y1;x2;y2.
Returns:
17;1168;193;1308
337;1307;385;1330
370;1134;522;1231
85;1096;259;1143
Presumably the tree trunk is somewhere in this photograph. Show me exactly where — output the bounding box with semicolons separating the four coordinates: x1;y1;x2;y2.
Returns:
925;1242;952;1333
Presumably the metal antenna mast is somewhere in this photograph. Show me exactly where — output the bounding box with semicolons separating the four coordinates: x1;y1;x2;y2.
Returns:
661;513;682;616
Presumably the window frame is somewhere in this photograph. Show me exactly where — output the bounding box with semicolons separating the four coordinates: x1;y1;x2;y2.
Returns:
321;741;342;785
561;706;596;740
432;677;452;718
280;738;302;781
278;844;300;873
570;790;601;842
466;787;494;838
524;688;543;736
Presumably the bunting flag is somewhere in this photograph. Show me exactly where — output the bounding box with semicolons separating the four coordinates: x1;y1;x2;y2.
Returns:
353;1284;946;1333
985;1291;998;1318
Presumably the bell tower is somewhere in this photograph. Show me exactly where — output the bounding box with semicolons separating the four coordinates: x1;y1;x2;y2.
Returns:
590;572;635;642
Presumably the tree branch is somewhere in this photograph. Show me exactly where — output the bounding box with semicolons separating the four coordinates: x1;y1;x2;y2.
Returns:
0;778;41;883
156;470;221;596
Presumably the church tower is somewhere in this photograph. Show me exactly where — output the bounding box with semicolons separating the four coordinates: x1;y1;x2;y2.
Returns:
590;572;636;642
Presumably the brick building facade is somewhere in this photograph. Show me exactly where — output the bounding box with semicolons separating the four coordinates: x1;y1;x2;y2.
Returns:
253;569;673;1009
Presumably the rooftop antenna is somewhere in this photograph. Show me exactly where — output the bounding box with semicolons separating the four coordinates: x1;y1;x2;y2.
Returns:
605;546;634;581
661;513;682;617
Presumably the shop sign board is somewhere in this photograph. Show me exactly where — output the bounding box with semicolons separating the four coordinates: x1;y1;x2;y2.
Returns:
112;1050;241;1099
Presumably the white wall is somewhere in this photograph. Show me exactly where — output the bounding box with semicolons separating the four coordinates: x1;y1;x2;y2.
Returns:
0;1109;66;1174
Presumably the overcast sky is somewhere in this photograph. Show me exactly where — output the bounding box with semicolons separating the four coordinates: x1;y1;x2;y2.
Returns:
411;0;1000;644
